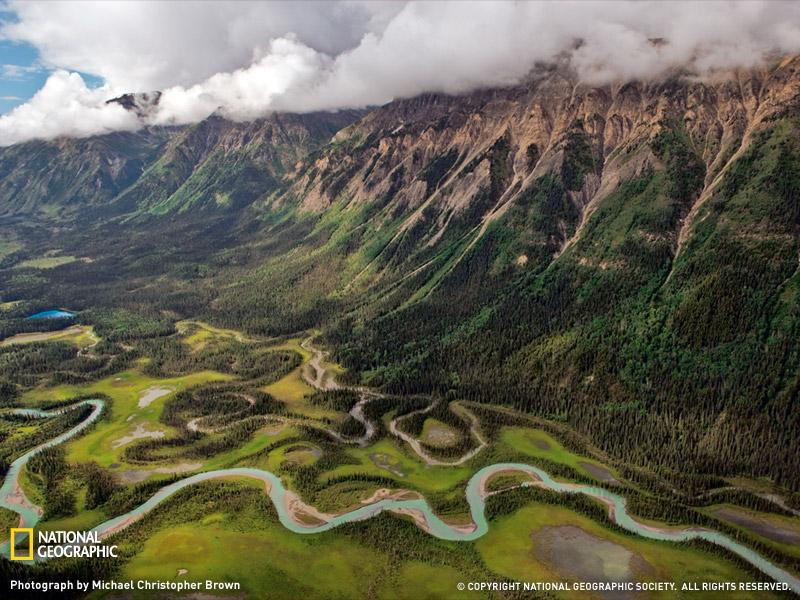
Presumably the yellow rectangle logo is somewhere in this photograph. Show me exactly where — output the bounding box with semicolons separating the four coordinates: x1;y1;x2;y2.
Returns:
10;528;34;561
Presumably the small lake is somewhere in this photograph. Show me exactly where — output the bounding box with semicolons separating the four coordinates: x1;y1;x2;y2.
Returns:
25;309;76;320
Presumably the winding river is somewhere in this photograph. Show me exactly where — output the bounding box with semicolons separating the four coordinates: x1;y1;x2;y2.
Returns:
300;336;483;461
1;400;799;594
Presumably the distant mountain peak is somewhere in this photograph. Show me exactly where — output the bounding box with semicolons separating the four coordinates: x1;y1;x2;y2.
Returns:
106;91;162;118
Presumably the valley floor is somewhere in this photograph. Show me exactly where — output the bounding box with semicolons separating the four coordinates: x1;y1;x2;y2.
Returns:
1;320;799;599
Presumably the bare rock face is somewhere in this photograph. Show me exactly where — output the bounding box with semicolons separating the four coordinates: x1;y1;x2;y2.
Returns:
5;58;798;230
280;57;800;273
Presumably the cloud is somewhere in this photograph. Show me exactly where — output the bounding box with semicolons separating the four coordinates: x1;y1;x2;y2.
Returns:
2;63;42;80
1;0;395;91
153;35;332;124
2;0;800;145
0;70;138;145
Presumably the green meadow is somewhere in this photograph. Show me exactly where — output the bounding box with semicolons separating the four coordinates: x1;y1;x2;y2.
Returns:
0;239;22;260
0;324;98;347
262;338;342;421
16;255;80;269
117;522;387;599
321;438;472;492
209;424;304;472
477;502;783;599
498;427;620;482
176;320;254;351
22;368;231;467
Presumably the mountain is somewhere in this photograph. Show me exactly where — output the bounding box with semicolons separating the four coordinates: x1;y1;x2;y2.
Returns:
0;129;171;219
1;57;799;489
0;109;364;219
106;91;162;117
113;110;365;215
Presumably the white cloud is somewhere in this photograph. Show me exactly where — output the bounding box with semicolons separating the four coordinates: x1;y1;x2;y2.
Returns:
2;0;800;145
1;0;395;90
1;63;42;80
153;36;331;124
0;70;138;145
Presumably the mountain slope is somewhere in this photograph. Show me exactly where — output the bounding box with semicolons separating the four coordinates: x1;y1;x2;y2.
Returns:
226;58;799;332
0;109;363;220
115;110;364;215
0;129;172;218
255;58;800;487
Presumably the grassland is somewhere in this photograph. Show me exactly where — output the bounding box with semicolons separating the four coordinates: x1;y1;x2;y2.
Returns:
476;502;783;599
118;522;389;599
374;561;483;600
0;240;21;261
22;368;231;468
205;424;303;472
0;300;22;311
36;507;106;535
322;438;472;492
0;324;98;347
176;320;254;351
700;503;800;559
16;255;80;269
498;427;620;483
262;338;341;420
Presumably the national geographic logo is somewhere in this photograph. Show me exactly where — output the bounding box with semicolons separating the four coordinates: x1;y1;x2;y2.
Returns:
9;528;118;560
10;528;34;561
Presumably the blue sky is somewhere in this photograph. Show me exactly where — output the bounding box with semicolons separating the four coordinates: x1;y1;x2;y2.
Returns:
0;38;44;114
0;8;101;114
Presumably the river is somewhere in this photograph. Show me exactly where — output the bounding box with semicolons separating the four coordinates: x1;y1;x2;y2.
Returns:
0;399;798;594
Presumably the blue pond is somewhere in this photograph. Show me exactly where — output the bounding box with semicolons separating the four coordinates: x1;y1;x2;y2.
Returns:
25;309;76;320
